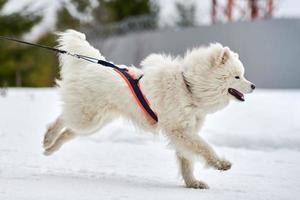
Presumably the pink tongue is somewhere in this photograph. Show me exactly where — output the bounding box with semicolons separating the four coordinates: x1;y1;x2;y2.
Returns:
235;89;243;98
229;88;244;101
240;94;245;101
236;90;244;101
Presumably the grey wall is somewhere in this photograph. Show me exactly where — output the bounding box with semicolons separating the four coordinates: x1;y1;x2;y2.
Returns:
90;19;300;88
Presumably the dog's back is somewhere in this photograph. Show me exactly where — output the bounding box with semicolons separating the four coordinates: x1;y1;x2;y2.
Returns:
56;30;105;78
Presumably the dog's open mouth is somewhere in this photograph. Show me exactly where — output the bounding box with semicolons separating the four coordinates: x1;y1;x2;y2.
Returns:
228;88;245;101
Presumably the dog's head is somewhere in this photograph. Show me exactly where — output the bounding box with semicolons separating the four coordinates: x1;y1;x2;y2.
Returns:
183;43;255;113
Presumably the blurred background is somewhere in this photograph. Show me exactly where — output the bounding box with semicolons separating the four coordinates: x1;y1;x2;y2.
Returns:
0;0;299;91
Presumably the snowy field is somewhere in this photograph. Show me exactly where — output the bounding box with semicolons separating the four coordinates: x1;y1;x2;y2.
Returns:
0;88;300;200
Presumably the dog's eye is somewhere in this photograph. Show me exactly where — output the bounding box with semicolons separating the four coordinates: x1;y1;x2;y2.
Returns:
235;76;240;79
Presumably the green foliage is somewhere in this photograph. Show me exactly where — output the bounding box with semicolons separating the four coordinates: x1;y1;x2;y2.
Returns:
21;34;59;87
56;7;81;31
93;0;158;24
72;0;91;13
175;2;196;27
90;0;159;37
0;0;7;9
0;0;42;86
0;14;41;37
0;34;58;87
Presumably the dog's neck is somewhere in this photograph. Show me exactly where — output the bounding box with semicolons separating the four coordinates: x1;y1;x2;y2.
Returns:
181;72;192;94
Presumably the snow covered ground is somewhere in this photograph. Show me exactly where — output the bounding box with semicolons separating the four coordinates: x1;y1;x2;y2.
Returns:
0;88;300;200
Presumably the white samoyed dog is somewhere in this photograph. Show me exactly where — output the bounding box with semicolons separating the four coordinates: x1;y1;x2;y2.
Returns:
43;30;255;189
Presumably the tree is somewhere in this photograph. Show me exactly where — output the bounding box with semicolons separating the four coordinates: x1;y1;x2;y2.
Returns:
89;0;159;36
175;2;196;27
56;7;81;31
0;0;85;87
0;0;42;87
93;0;157;23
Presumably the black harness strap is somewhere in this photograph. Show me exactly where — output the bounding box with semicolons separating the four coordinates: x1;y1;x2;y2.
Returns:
112;66;158;124
0;35;158;124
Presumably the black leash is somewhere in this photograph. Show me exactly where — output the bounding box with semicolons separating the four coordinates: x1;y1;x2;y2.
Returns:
0;35;158;124
0;35;67;54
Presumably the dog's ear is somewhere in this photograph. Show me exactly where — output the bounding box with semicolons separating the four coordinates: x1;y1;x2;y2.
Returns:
220;47;230;65
210;44;231;67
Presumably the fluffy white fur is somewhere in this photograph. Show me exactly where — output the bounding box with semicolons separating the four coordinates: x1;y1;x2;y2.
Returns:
43;30;255;189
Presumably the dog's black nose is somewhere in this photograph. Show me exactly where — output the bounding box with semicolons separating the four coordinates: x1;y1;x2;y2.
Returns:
251;84;256;90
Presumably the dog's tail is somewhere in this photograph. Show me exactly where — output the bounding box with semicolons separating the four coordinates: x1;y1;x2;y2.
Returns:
56;30;105;71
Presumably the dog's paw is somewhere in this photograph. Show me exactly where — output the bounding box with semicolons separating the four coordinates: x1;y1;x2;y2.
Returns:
43;133;56;149
43;150;53;156
43;148;55;156
215;159;232;171
43;146;57;156
186;180;209;189
43;138;52;149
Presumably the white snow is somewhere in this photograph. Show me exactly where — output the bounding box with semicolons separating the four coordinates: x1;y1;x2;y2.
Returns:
0;88;300;200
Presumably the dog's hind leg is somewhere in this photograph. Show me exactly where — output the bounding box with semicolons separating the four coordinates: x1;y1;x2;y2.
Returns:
44;129;76;156
177;153;209;189
43;111;116;156
43;116;64;149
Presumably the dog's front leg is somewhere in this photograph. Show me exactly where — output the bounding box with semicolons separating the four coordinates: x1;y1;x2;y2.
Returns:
177;152;209;189
169;130;231;171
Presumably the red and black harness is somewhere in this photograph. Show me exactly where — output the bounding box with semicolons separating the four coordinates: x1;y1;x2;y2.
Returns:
0;36;158;124
96;59;158;124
